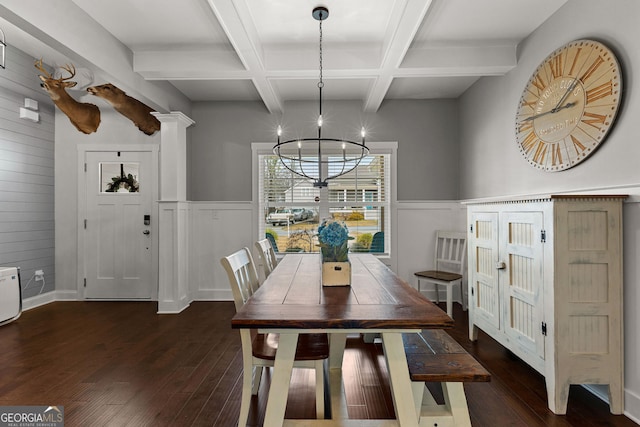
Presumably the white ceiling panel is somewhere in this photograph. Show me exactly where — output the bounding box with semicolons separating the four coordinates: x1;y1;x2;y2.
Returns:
387;76;480;100
2;0;569;113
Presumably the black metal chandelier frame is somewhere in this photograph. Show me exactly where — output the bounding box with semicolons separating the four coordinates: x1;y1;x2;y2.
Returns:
272;6;370;188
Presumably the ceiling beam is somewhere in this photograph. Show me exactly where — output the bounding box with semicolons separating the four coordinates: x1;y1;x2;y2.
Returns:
363;0;434;112
0;0;189;112
205;0;283;114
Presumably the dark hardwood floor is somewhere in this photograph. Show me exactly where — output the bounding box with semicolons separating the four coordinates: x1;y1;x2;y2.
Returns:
0;301;635;426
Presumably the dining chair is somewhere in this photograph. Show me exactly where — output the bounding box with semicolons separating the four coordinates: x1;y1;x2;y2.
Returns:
220;247;328;425
254;238;278;279
414;231;467;319
369;231;384;253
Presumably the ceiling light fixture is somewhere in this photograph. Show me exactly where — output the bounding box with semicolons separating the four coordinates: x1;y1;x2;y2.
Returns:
273;6;369;188
0;28;6;69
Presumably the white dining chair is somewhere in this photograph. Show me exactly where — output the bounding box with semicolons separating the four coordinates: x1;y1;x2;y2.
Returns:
414;231;467;319
254;238;278;280
220;247;328;425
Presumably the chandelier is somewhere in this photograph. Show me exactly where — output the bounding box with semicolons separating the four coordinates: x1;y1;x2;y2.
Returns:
273;6;369;188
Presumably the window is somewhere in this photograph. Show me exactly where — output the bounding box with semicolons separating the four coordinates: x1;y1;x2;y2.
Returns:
99;162;140;193
254;142;395;255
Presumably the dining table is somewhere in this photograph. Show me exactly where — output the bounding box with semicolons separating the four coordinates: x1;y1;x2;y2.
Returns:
231;253;454;426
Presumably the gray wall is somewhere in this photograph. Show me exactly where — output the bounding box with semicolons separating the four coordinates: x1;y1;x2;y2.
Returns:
459;0;640;199
189;99;459;201
458;0;640;419
0;45;56;298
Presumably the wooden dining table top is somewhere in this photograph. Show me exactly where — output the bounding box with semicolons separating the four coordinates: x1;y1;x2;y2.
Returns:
231;253;453;330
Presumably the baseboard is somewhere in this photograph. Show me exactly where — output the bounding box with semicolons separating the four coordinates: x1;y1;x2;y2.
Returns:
623;388;640;423
157;298;190;314
21;290;80;311
193;289;234;301
581;385;639;423
22;291;56;310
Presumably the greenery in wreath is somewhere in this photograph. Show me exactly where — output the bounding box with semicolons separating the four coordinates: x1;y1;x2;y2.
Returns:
317;219;352;262
106;173;139;192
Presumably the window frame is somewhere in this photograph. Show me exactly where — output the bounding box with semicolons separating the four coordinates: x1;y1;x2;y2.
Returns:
252;141;397;256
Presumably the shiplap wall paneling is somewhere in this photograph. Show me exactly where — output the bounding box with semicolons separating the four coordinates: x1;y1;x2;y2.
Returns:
0;45;56;299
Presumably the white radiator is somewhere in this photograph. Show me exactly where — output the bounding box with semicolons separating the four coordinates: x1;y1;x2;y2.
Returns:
0;267;21;325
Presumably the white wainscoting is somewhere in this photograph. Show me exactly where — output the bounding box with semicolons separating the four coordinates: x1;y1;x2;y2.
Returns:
189;202;255;301
187;200;467;304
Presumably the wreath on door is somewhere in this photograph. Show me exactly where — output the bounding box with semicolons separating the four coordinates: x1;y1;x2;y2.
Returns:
106;163;139;192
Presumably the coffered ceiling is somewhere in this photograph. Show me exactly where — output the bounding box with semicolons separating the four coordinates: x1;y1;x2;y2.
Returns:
1;0;568;113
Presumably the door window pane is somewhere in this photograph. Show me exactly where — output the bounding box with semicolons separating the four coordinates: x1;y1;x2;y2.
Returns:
100;163;140;193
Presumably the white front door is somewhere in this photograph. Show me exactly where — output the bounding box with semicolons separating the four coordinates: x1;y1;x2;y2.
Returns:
84;151;154;299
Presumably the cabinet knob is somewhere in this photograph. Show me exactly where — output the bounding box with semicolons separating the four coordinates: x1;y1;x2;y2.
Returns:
495;261;506;270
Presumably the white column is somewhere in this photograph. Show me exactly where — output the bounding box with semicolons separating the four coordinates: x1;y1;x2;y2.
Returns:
152;112;195;314
152;112;194;201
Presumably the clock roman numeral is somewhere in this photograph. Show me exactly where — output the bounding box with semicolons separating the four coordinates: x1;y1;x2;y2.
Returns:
518;120;533;133
570;135;587;155
581;111;608;129
568;47;582;76
580;55;605;83
520;131;539;154
586;81;613;104
550;53;564;79
530;73;546;94
521;98;537;110
551;143;563;166
533;141;548;164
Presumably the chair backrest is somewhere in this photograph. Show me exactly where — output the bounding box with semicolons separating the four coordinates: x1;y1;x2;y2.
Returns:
265;233;279;253
220;247;260;311
433;230;467;274
370;231;384;253
255;238;278;278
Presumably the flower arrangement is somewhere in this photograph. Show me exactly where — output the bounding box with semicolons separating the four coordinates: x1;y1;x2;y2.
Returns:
317;219;350;262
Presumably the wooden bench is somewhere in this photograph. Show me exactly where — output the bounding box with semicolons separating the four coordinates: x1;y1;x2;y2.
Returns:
403;329;491;427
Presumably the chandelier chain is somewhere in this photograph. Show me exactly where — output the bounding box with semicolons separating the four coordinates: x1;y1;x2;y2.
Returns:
318;18;323;89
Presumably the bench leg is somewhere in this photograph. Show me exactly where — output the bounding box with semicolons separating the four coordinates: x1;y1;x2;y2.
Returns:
442;382;471;427
382;332;420;427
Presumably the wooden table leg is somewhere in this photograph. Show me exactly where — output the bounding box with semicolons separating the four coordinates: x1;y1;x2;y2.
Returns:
382;332;419;427
264;331;299;426
329;332;347;369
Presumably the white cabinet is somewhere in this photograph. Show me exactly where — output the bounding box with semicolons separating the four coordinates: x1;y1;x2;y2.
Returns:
466;195;625;415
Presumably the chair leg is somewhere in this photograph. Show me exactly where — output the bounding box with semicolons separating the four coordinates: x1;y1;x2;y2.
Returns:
238;361;254;427
434;282;440;304
446;284;453;318
251;366;263;395
314;360;325;419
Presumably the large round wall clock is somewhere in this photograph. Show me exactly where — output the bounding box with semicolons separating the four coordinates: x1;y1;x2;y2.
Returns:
515;39;622;171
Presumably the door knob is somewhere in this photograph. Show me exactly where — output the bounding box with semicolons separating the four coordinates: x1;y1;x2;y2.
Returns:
143;230;150;235
495;261;506;270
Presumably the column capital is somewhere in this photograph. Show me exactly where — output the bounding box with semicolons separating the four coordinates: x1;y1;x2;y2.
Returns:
151;111;195;127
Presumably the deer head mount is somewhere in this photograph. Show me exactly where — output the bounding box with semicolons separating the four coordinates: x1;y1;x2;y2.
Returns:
35;59;101;134
87;83;161;136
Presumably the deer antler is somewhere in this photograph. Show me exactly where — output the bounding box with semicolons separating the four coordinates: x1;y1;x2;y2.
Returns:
60;64;76;80
34;58;52;78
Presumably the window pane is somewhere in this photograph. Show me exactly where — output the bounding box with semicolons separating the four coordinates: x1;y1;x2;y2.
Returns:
99;162;140;193
265;207;320;253
330;207;385;253
259;152;389;255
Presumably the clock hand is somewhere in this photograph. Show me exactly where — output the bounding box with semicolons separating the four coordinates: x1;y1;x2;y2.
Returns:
551;78;579;113
522;102;576;122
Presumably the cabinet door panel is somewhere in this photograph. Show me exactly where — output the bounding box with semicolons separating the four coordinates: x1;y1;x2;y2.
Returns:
501;212;544;359
470;212;500;330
